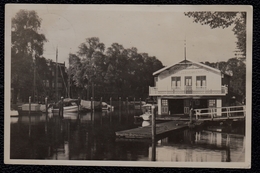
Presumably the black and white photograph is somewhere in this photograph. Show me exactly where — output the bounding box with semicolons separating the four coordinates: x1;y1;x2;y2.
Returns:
4;4;252;168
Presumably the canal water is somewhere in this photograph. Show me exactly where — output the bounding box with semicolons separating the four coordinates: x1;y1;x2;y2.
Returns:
10;109;245;162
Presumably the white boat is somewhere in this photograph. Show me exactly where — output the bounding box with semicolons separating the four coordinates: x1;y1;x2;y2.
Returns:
52;98;79;113
52;105;78;113
40;104;53;113
101;102;113;111
10;110;19;117
80;99;101;111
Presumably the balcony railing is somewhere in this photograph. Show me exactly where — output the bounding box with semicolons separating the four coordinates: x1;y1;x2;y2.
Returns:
149;86;228;96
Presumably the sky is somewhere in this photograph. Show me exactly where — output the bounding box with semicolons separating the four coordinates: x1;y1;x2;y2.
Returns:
10;5;238;67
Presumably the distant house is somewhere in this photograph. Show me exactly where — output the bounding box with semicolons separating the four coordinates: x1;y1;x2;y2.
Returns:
149;59;230;116
42;60;68;101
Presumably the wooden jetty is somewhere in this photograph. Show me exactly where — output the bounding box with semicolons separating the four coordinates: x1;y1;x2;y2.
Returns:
116;121;189;139
116;105;245;139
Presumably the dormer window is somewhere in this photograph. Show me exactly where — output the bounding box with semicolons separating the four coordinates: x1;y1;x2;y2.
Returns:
171;77;181;89
185;76;192;86
196;76;206;87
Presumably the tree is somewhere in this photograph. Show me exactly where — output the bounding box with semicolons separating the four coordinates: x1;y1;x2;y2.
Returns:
76;37;105;99
69;37;164;100
184;12;246;59
11;10;47;103
226;58;246;100
202;58;246;101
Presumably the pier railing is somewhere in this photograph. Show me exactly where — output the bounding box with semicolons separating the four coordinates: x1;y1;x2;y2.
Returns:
149;86;228;96
194;105;246;120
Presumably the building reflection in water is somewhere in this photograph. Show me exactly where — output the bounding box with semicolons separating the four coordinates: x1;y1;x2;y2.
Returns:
150;129;245;162
10;110;245;162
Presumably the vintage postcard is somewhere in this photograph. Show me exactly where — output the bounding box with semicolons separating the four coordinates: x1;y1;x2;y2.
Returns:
4;4;252;168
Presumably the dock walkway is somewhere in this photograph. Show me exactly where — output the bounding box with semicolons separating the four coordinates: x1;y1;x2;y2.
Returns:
116;121;189;139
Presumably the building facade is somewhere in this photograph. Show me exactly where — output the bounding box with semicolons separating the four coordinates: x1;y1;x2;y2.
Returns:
42;60;68;101
149;59;230;116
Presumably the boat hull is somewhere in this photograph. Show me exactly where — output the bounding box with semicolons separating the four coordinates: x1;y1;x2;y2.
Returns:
52;106;78;113
10;110;19;117
17;110;42;116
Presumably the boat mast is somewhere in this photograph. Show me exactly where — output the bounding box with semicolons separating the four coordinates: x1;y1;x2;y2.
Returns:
56;46;58;102
68;52;71;98
33;53;36;103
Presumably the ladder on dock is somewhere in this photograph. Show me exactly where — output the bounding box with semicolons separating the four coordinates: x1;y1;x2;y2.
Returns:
194;105;246;121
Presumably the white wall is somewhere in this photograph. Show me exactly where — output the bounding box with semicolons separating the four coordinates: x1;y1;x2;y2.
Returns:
156;64;222;92
216;98;222;116
157;97;161;115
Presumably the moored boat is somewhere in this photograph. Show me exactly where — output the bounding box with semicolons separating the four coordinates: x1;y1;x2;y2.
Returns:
101;102;113;111
80;99;101;111
52;98;80;113
10;110;19;117
17;103;42;116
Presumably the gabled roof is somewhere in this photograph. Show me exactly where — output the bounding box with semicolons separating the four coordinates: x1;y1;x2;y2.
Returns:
153;59;221;76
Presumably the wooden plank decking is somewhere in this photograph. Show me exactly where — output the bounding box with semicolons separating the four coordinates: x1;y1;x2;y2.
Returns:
116;121;189;139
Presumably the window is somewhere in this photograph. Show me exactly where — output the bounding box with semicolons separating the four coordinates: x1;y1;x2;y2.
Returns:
185;76;192;86
162;99;168;106
45;80;49;87
171;77;181;88
196;76;206;87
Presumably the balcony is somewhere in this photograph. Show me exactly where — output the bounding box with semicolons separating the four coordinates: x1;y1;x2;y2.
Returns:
149;86;228;96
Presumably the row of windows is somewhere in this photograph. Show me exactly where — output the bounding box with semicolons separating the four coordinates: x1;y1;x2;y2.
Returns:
171;76;206;88
43;80;63;88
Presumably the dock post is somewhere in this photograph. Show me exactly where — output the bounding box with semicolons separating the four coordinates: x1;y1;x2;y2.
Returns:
119;97;121;122
61;97;64;118
133;97;135;110
29;96;31;137
29;96;31;115
119;97;121;111
110;97;112;111
151;105;156;161
45;97;48;133
126;97;128;111
45;97;48;115
100;97;103;110
91;97;93;112
78;97;80;115
189;108;193;124
139;98;142;110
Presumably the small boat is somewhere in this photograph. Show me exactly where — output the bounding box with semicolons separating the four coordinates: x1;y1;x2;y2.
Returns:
52;98;80;113
17;103;42;116
80;99;101;111
10;110;19;117
40;104;53;113
101;102;113;111
139;104;157;121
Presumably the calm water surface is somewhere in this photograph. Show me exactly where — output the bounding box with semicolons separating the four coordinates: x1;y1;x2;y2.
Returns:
10;110;245;162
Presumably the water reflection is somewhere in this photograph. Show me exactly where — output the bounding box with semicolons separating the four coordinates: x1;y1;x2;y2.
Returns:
152;130;245;162
10;110;245;162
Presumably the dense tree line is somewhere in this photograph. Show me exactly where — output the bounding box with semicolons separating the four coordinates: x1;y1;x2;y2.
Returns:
11;10;47;103
68;37;164;101
202;58;246;102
